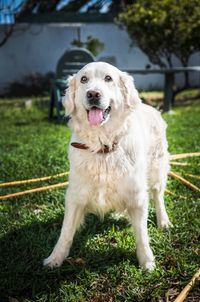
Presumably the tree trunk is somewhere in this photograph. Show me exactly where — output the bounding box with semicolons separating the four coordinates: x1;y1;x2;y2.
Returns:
0;25;14;47
182;57;190;88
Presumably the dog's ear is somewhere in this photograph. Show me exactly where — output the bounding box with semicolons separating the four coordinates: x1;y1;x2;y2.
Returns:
120;72;141;108
62;75;76;115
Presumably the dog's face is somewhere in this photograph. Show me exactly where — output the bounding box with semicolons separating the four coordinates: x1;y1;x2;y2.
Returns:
63;62;140;127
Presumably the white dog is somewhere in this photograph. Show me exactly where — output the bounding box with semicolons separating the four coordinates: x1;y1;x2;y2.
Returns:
44;62;171;270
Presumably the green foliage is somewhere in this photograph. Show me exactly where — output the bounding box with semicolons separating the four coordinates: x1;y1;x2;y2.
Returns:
118;0;200;67
4;72;55;97
0;96;200;301
71;36;105;57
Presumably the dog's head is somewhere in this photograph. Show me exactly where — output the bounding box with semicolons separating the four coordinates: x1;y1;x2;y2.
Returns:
63;62;141;127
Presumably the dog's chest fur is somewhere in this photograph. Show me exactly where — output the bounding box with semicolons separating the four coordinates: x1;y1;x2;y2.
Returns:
67;104;168;215
68;139;147;214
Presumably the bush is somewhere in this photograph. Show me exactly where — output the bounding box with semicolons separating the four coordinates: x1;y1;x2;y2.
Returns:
71;35;104;57
4;72;55;97
118;0;200;68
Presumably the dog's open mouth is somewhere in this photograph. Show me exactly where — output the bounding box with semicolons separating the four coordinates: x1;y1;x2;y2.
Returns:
87;106;111;126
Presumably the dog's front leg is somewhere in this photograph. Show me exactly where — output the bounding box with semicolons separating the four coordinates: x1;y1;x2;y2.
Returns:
44;191;85;268
128;192;155;270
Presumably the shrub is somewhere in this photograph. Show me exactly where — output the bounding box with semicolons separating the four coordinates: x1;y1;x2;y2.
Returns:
4;72;55;97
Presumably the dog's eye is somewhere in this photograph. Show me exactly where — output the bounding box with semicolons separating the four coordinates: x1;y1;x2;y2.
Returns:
80;76;88;83
105;75;112;82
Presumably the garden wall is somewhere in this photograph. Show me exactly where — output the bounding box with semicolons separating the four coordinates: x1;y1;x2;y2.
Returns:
0;22;199;94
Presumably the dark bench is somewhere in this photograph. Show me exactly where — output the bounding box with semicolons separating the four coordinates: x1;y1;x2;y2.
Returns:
124;66;200;111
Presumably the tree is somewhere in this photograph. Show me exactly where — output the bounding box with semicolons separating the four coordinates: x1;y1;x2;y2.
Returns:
0;0;132;47
19;0;133;14
118;0;200;70
0;0;24;47
71;36;104;56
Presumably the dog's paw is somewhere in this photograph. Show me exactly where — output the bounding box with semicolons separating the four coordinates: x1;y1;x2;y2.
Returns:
139;253;155;271
158;217;173;229
141;260;155;271
43;254;64;268
138;250;155;271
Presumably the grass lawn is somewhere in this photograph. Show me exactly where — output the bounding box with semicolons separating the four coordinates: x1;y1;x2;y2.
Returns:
0;96;200;302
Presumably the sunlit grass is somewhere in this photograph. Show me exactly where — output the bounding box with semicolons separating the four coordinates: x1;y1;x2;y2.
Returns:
0;97;200;302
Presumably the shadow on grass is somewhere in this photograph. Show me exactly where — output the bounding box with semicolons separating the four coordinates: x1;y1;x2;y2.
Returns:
0;214;137;301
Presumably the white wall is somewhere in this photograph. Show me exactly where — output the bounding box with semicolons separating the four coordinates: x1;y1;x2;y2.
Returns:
0;22;199;93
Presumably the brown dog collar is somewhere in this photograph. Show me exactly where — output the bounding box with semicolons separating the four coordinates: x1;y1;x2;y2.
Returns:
71;142;117;154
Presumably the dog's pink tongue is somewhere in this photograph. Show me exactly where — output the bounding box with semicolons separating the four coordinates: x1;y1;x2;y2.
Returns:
88;108;104;126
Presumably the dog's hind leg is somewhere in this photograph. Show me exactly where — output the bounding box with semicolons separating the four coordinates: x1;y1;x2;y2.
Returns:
128;191;155;270
44;191;85;268
152;188;171;228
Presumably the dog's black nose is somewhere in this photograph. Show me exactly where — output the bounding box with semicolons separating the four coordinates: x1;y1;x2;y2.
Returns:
87;90;101;106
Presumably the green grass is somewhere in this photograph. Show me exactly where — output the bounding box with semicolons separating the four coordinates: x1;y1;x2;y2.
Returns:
0;97;200;302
